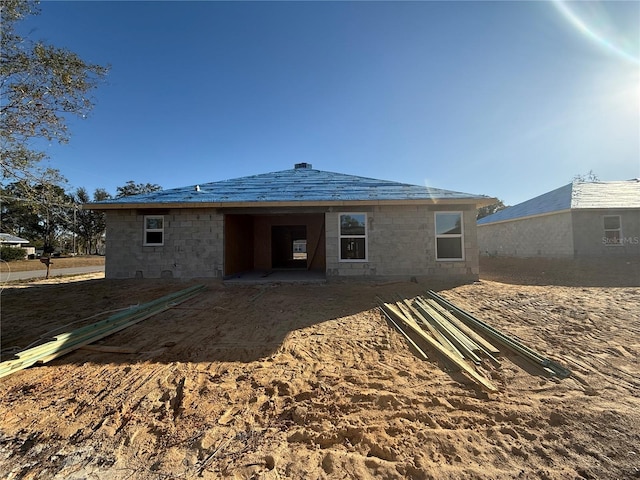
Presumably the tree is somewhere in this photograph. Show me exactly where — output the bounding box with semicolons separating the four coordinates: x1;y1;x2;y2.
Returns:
477;199;507;220
1;0;109;182
573;170;599;182
116;180;162;198
73;186;110;254
0;168;72;253
33;170;73;253
72;187;92;254
0;183;40;237
0;245;27;261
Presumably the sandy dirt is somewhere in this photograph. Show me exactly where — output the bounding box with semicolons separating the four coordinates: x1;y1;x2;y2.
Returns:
0;258;638;479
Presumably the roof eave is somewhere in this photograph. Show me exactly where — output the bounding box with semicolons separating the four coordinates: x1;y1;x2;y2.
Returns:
478;208;572;226
86;197;497;211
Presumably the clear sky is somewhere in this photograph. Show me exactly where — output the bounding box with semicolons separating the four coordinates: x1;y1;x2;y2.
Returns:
21;0;640;205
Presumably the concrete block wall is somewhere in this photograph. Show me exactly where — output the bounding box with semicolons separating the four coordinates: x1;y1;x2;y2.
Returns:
105;204;482;280
325;204;479;280
477;211;574;258
572;209;640;257
105;208;224;278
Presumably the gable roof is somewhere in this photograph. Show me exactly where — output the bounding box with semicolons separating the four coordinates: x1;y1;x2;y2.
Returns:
478;179;640;225
89;165;495;209
0;233;30;244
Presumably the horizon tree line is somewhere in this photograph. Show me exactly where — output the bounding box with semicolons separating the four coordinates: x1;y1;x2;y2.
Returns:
0;174;162;255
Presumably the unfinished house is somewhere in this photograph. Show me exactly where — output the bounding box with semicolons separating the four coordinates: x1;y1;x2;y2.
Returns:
88;164;495;281
477;179;640;258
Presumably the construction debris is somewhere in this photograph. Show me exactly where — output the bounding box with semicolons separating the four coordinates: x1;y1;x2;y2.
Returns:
379;297;499;393
425;290;571;379
379;291;571;392
0;284;206;379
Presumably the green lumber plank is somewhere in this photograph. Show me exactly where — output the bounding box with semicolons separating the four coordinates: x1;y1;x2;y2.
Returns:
383;302;498;393
420;297;502;361
397;297;464;360
426;290;571;379
413;299;482;364
0;285;205;379
378;304;429;361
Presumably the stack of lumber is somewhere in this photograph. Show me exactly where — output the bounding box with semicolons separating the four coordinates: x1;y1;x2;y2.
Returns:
379;290;571;393
424;290;571;379
379;294;500;392
0;284;206;379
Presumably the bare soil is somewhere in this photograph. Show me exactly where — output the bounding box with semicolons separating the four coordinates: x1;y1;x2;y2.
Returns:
0;258;638;479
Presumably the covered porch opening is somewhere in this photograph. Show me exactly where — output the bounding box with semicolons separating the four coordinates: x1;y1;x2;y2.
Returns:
224;212;326;279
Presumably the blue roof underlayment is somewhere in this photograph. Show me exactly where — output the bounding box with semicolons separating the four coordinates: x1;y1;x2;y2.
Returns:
477;184;573;225
478;179;640;225
94;166;491;206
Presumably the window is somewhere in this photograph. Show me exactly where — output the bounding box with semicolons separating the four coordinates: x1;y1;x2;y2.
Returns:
144;215;164;246
339;213;367;261
603;215;621;246
292;239;307;260
435;212;464;260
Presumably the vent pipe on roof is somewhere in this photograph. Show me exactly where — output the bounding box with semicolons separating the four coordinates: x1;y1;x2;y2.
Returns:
194;185;200;192
294;162;312;169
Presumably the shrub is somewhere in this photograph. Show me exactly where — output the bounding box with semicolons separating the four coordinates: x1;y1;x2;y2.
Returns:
0;246;27;262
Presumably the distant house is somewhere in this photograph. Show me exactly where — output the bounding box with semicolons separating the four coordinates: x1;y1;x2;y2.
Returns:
477;179;640;258
0;233;34;258
87;164;495;281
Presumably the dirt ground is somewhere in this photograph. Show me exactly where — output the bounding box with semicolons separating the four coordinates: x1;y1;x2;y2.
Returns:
0;257;638;479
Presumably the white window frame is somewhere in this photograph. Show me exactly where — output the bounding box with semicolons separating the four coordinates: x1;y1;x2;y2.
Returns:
435;211;465;261
339;213;368;262
603;215;622;246
143;215;164;246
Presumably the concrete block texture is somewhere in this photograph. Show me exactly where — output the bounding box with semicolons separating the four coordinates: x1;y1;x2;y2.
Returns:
104;204;481;280
325;204;479;280
478;209;640;259
105;208;224;278
477;212;574;258
572;209;640;257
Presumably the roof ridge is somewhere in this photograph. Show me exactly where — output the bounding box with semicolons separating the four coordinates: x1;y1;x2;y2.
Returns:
89;167;492;207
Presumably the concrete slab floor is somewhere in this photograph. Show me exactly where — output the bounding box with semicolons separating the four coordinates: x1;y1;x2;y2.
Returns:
223;269;326;285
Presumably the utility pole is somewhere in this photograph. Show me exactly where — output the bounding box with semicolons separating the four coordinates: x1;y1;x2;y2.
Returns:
73;204;77;255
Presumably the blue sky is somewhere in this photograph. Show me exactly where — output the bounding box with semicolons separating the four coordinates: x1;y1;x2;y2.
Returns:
22;0;640;205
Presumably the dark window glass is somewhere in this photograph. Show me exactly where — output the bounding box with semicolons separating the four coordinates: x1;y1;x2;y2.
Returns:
340;238;366;260
603;216;620;230
146;217;163;230
604;231;620;244
436;237;462;259
146;231;163;244
340;214;366;236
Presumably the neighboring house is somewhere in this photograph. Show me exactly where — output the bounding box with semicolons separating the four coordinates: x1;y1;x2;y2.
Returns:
477;179;640;258
0;233;35;258
87;164;495;280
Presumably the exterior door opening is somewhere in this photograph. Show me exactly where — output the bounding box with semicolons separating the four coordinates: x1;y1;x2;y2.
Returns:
272;225;307;269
